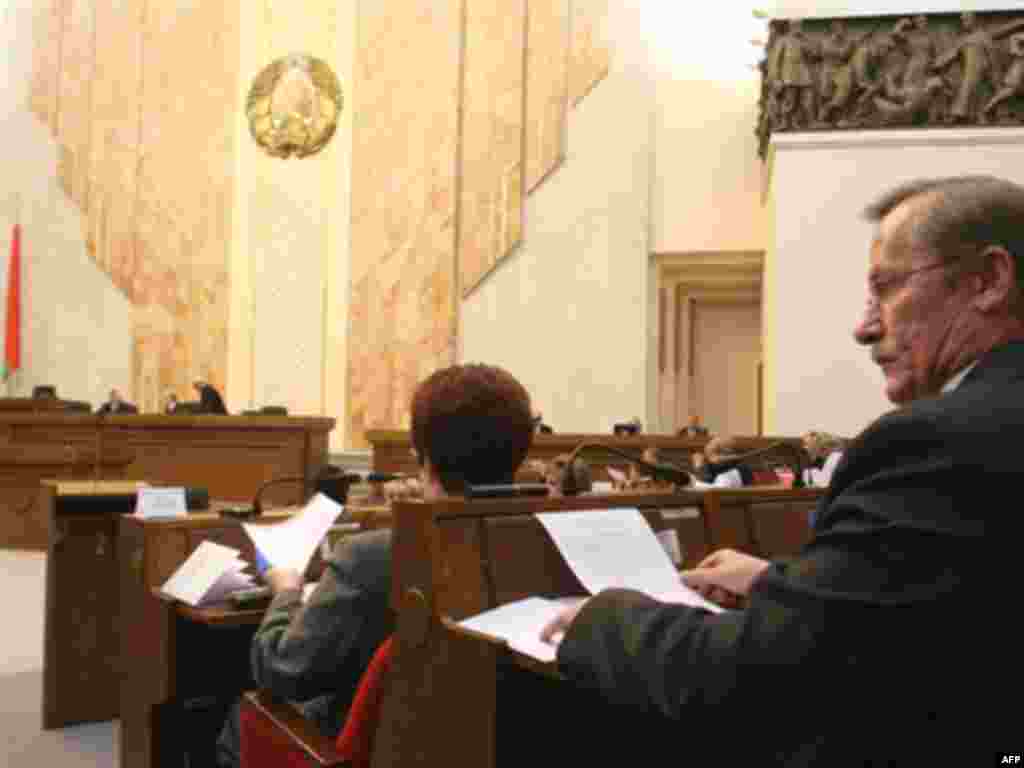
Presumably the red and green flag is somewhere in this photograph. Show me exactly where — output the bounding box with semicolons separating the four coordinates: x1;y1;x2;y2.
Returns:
3;223;21;381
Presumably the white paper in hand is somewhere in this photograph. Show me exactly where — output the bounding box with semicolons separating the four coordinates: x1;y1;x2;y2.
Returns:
536;508;722;613
242;493;343;574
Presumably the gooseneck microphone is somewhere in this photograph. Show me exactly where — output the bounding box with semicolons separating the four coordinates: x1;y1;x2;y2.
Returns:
245;466;362;517
561;442;692;495
709;441;809;489
365;472;410;484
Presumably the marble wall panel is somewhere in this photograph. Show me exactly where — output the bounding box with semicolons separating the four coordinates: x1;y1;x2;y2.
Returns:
56;0;94;215
27;0;236;412
525;0;570;193
458;0;526;296
569;0;611;106
28;0;61;131
347;0;461;449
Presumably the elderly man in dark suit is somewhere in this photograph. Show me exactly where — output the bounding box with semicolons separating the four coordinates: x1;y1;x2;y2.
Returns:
543;176;1021;764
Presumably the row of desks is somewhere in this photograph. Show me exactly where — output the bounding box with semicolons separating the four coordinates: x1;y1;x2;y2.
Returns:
42;481;822;768
1;413;334;549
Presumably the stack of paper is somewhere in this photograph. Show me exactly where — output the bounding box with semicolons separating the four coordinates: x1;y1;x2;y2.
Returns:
457;508;723;663
160;540;256;607
159;493;344;608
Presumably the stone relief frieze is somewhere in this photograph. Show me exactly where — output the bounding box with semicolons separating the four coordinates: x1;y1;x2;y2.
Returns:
757;11;1024;157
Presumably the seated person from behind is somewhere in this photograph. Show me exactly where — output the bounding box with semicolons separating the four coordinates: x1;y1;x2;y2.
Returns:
96;387;139;414
193;378;228;414
800;430;845;487
677;414;709;438
163;392;179;414
690;436;753;488
216;363;535;768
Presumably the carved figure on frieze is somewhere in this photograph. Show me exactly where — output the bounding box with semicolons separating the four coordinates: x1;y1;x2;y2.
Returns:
870;52;949;127
984;33;1024;119
817;20;854;122
935;12;1024;124
768;19;818;130
894;15;937;92
822;32;894;126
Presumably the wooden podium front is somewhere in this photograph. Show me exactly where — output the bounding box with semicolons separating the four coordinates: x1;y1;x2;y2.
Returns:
0;444;134;549
0;412;335;549
42;481;144;729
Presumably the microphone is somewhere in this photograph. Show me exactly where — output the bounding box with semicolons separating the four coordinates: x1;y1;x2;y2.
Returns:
561;442;692;494
246;466;361;517
708;441;808;489
366;472;410;484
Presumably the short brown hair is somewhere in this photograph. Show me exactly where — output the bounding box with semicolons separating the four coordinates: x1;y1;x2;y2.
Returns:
864;176;1024;314
411;364;533;494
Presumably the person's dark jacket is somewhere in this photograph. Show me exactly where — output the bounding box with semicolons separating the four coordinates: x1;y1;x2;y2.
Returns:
557;342;1023;765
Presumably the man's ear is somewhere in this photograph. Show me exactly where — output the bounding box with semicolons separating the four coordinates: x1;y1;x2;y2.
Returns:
971;246;1017;313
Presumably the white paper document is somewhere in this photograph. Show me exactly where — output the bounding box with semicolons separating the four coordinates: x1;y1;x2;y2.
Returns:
242;493;343;574
457;508;723;664
160;540;255;607
459;596;578;664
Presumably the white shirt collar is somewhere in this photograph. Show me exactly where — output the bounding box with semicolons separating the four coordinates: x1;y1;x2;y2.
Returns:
941;361;978;394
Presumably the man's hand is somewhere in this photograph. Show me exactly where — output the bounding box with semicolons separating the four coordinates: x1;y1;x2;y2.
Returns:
383;477;422;502
681;549;771;608
540;597;589;645
264;567;304;595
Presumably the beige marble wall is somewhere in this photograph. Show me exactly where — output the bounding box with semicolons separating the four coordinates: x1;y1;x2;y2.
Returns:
460;1;652;434
3;0;132;402
569;0;611;106
525;0;570;193
25;0;237;411
458;0;526;296
346;0;461;449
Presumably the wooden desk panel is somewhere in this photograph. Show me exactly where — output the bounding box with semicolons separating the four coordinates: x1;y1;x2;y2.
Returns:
376;487;825;768
0;446;134;549
367;429;803;480
0;413;334;549
118;511;286;768
117;505;378;768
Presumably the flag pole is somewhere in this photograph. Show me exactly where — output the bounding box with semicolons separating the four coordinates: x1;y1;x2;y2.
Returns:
5;193;21;398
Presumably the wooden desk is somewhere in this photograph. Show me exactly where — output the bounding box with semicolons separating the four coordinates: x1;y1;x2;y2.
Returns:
366;429;803;480
42;481;147;729
117;509;297;768
0;413;334;549
374;487;824;768
0;444;134;549
118;504;387;768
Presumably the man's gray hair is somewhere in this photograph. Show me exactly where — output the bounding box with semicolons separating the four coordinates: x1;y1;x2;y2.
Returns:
863;175;1024;310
